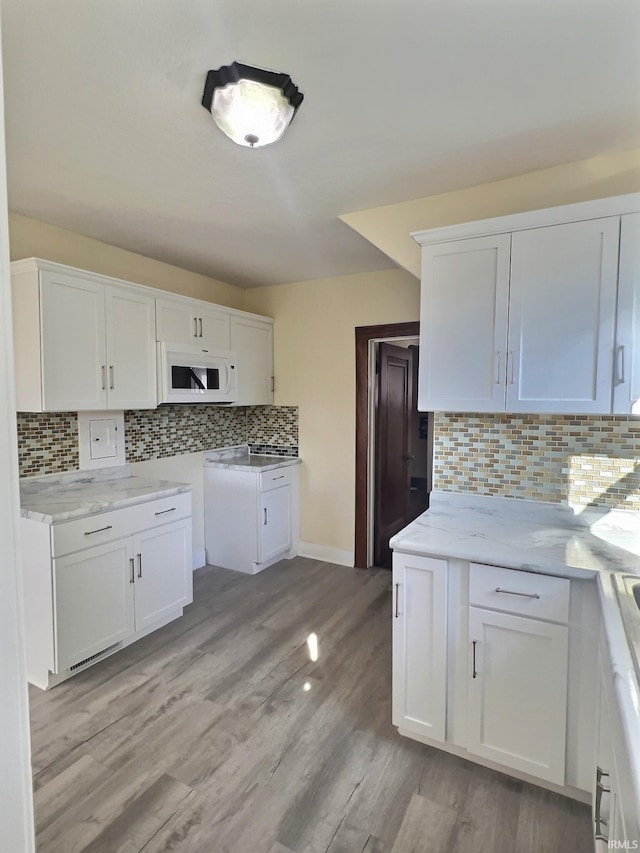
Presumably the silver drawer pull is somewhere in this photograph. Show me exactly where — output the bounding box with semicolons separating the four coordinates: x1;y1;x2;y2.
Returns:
84;525;113;536
154;507;176;516
495;586;540;600
272;474;285;480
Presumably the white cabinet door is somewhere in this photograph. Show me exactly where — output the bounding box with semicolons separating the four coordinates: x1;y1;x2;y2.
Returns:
507;217;620;414
132;519;191;633
230;315;274;405
259;485;291;563
613;212;640;415
200;306;231;349
156;299;231;349
467;606;568;784
418;234;511;412
40;271;108;411
392;553;448;743
106;286;157;409
53;539;134;672
156;299;199;344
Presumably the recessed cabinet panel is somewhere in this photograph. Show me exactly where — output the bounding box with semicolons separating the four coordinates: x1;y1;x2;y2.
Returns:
156;299;231;349
259;486;291;563
418;235;511;412
41;272;107;411
508;218;619;413
392;553;447;742
613;212;640;415
467;606;568;784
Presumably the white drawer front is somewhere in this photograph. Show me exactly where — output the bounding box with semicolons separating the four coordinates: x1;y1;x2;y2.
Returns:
259;466;294;493
52;492;192;557
469;563;570;624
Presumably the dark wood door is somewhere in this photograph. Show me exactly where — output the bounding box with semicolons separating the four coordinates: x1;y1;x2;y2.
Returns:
374;342;430;569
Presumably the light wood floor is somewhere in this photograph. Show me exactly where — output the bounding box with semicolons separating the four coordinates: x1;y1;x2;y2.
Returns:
28;558;592;853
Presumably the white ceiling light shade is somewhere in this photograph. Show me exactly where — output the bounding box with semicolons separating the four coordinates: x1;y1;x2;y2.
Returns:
202;62;304;148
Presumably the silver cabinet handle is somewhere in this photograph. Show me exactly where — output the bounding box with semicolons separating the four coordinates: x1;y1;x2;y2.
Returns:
137;553;143;579
494;351;502;385
84;524;113;536
154;507;176;516
130;557;135;583
193;317;198;337
508;351;515;385
616;344;625;385
394;583;400;618
198;317;203;338
101;365;106;390
595;766;610;841
109;365;114;390
271;375;275;393
264;507;268;525
472;639;478;678
495;586;540;599
272;474;285;481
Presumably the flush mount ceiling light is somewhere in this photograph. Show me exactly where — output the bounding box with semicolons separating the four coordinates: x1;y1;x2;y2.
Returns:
202;61;304;148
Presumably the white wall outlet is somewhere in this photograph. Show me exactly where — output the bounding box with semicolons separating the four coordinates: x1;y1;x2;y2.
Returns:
78;411;126;470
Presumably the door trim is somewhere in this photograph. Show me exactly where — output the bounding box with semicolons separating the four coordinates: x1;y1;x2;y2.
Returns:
355;322;420;569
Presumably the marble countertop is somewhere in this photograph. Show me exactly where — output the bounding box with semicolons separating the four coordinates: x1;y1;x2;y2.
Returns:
204;444;301;473
20;465;191;524
390;491;640;579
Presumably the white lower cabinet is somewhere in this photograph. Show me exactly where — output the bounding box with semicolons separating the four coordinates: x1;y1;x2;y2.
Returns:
392;553;448;742
204;463;299;574
467;607;568;784
22;493;192;689
392;553;591;797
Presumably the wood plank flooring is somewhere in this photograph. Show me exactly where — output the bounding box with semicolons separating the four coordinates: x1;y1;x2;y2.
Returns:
28;558;592;853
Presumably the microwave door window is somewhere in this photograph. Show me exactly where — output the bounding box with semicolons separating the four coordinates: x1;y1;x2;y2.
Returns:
206;368;220;390
171;365;207;391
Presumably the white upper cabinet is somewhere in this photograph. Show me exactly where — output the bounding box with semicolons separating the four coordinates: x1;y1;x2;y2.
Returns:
230;315;274;406
413;194;640;415
105;286;157;410
613;212;640;415
12;262;157;412
507;218;619;414
418;234;510;412
156;297;231;349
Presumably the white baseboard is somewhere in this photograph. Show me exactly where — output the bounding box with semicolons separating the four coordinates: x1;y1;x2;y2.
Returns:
192;550;206;571
298;542;354;567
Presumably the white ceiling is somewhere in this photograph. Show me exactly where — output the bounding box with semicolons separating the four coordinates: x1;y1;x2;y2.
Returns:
2;0;639;288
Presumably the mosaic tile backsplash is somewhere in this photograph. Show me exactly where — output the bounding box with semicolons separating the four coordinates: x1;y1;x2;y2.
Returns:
17;405;299;477
434;413;640;511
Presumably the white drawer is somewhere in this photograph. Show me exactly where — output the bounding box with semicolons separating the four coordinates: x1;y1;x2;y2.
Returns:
469;563;570;624
52;492;191;557
259;466;294;493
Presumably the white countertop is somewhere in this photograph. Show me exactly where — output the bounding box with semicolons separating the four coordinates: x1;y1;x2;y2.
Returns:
390;491;640;579
20;465;191;524
204;444;301;472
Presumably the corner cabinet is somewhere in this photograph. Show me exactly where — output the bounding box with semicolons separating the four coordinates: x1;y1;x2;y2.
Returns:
12;259;157;411
391;553;596;799
414;194;640;415
204;462;298;574
21;491;192;689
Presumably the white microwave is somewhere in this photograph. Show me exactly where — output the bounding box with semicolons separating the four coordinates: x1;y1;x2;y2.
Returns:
157;342;238;404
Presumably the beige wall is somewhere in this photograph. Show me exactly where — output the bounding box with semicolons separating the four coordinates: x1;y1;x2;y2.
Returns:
9;213;245;308
245;269;420;557
340;147;640;278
